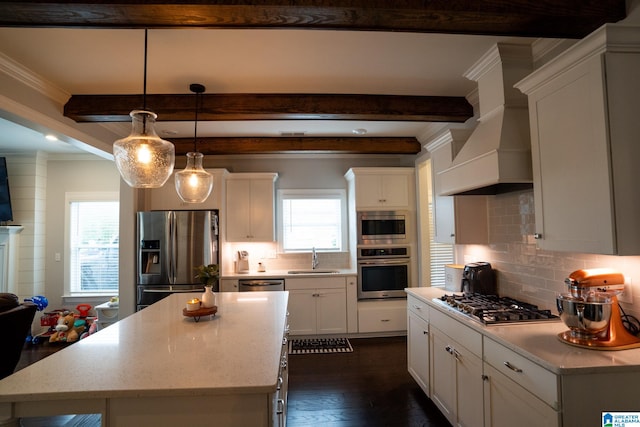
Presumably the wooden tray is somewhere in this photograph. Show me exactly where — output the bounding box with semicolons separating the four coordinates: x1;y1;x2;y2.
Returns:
183;306;217;322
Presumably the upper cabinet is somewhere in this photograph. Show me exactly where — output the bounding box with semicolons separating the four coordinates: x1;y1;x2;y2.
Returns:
148;169;228;211
516;24;640;254
345;167;415;210
225;172;278;242
425;130;488;245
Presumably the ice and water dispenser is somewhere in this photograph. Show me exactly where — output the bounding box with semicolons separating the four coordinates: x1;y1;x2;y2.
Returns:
140;240;161;275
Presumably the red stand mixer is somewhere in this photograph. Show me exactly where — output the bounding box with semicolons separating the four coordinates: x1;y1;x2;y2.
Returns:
557;268;640;350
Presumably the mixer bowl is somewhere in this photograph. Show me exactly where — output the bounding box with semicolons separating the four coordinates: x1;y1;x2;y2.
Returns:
556;294;612;337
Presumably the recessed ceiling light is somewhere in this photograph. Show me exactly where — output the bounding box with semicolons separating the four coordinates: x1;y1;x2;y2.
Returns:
45;134;58;141
352;128;367;135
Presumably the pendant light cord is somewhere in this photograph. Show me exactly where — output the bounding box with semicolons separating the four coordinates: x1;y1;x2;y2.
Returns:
143;29;148;111
193;89;199;153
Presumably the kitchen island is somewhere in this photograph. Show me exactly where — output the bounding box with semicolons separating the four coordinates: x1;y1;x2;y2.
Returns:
0;291;289;427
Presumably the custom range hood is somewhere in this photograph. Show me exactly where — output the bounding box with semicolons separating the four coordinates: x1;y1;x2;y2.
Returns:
438;43;534;196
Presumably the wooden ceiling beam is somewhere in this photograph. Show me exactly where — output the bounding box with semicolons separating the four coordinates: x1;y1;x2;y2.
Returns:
0;1;626;39
169;136;422;155
64;93;473;123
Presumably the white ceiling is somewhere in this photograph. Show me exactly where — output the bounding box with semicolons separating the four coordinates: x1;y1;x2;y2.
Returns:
0;27;532;156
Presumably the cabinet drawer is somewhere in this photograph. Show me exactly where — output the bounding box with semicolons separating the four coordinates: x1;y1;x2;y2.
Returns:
358;300;407;333
286;277;346;290
431;309;482;357
407;295;429;321
484;337;559;409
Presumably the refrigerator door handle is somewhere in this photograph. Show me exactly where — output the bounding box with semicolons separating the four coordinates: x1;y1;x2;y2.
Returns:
169;211;176;285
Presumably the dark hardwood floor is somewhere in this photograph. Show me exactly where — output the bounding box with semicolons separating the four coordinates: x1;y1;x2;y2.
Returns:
287;336;449;427
13;336;449;427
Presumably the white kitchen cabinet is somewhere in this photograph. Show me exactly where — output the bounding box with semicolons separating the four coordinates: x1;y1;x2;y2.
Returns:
483;337;560;427
147;168;227;211
425;130;488;245
346;276;358;333
344;167;415;210
225;173;278;242
515;25;640;254
220;279;239;292
407;295;430;396
357;299;407;333
429;310;484;427
286;277;347;335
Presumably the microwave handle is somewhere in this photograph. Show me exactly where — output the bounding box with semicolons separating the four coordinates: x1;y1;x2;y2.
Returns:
358;259;409;265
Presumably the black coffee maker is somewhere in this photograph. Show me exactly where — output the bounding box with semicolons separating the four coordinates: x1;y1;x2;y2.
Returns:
462;262;496;295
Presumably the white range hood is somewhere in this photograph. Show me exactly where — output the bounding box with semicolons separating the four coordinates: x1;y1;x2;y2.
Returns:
438;43;534;196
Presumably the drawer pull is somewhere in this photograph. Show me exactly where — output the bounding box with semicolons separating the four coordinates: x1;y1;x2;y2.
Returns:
445;345;453;354
504;361;523;373
453;349;461;361
380;319;390;322
423;330;428;335
412;304;421;310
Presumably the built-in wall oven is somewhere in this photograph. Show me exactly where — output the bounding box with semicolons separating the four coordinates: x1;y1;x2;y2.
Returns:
357;246;410;300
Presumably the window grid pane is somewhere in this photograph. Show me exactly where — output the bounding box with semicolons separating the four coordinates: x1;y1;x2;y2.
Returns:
282;197;343;252
69;201;119;293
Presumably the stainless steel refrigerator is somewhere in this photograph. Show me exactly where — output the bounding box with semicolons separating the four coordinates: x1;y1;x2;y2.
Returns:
136;210;219;311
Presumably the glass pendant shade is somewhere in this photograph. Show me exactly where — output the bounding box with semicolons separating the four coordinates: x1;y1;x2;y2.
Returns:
175;152;213;203
113;110;175;188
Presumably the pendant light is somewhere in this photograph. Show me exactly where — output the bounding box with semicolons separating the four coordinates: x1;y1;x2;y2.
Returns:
175;83;213;203
113;30;175;188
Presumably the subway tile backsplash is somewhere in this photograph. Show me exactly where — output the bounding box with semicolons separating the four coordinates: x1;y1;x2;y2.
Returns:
457;189;640;319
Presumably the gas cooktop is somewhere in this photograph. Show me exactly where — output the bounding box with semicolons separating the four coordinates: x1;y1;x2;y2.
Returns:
434;293;560;325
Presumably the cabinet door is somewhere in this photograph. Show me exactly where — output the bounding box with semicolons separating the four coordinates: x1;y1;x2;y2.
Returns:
220;279;238;292
455;345;484;427
380;173;410;208
407;312;430;396
430;327;456;424
483;363;559;427
355;174;384;208
287;289;317;335
316;288;347;334
247;178;275;241
528;55;614;253
226;179;252;241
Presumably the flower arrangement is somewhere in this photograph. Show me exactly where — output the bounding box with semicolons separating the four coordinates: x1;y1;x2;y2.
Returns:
194;264;219;287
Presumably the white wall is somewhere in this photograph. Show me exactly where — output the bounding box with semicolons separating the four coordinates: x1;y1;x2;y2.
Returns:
45;156;120;309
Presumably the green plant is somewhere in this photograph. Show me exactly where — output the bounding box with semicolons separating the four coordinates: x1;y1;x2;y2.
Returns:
194;264;219;286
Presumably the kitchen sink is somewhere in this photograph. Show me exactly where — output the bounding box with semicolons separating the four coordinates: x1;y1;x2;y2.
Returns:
287;269;340;274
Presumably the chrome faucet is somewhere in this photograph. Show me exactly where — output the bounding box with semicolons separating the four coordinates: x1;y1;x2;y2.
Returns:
311;247;319;270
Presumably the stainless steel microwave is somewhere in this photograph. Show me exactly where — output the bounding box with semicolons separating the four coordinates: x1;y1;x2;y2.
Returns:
357;211;410;245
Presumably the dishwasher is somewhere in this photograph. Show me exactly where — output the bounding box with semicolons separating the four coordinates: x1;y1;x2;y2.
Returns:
238;278;285;292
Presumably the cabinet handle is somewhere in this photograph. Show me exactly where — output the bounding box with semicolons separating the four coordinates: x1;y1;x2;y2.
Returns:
380;319;390;322
450;233;455;237
482;375;489;381
412;304;421;310
503;361;523;373
445;345;453;354
534;233;542;239
453;349;461;361
276;399;285;415
423;330;428;335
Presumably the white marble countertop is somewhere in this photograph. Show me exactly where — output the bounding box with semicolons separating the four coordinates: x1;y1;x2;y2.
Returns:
221;268;356;279
0;291;289;402
406;287;640;375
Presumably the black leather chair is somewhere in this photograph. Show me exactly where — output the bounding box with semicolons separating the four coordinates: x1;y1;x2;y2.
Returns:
0;293;37;379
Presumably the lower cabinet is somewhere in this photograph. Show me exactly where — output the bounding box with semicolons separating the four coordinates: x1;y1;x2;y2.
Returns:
286;277;347;335
358;299;407;333
482;337;560;427
407;296;430;396
430;319;484;427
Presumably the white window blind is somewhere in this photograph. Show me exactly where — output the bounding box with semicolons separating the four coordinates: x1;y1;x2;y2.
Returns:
428;200;454;287
68;196;119;294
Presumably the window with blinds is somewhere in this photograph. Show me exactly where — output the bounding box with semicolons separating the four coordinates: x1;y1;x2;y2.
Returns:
428;200;454;287
68;196;119;294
